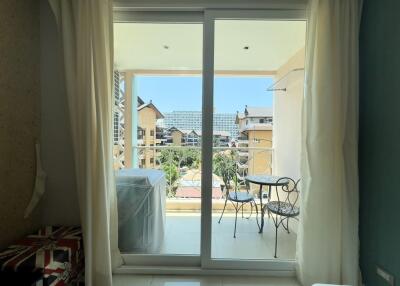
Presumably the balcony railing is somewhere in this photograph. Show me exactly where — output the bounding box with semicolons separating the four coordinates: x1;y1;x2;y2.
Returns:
128;145;273;198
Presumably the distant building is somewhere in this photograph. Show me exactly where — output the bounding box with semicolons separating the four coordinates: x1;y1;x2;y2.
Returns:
165;127;231;147
163;111;239;139
137;100;164;168
236;106;273;176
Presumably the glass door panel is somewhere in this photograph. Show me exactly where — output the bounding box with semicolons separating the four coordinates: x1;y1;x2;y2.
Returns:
113;22;203;256
210;19;306;261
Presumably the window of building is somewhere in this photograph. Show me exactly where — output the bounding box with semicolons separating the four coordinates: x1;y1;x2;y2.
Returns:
150;129;155;136
259;119;265;123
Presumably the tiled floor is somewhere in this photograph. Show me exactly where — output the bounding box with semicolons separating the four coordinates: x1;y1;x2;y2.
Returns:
113;275;301;286
159;213;297;260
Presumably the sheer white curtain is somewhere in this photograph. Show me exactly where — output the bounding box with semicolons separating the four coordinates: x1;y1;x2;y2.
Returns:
297;0;361;285
49;1;122;285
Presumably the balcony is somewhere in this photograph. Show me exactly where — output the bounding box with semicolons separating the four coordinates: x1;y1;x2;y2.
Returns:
116;145;297;259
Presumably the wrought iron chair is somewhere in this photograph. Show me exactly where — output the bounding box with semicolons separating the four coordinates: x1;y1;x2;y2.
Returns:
266;177;300;258
218;161;258;238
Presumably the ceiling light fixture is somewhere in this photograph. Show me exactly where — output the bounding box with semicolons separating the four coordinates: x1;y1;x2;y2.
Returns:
163;45;170;50
243;46;249;50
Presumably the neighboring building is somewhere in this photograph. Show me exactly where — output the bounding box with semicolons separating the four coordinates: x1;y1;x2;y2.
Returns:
163;111;239;139
235;106;273;176
165;127;184;146
165;127;201;146
184;130;201;146
165;128;230;147
137;100;164;168
156;126;167;146
175;170;223;199
196;130;231;147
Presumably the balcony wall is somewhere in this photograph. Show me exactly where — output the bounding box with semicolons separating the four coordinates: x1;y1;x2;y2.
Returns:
273;47;304;181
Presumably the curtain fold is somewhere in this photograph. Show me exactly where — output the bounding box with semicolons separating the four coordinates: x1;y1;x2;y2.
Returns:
297;0;361;285
49;1;122;285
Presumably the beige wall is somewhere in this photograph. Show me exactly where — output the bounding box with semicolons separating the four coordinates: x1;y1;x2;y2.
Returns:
237;118;246;133
138;107;157;167
247;130;273;175
0;0;41;249
171;131;183;146
138;107;156;145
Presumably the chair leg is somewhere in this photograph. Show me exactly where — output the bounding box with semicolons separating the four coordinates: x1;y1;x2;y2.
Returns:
234;202;239;238
254;201;261;231
286;218;290;234
274;221;278;258
218;198;228;224
246;201;253;219
241;203;244;218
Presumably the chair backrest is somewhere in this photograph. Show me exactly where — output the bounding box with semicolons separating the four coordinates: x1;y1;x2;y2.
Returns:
273;177;300;214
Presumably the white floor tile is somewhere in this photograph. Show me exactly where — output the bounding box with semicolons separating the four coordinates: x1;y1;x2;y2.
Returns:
143;214;296;260
113;274;153;286
151;275;222;286
113;275;300;286
221;276;300;286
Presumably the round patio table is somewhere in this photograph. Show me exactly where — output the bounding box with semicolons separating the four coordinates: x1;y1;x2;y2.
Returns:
245;175;289;233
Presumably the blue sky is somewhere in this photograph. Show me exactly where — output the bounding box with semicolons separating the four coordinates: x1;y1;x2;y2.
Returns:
135;76;273;113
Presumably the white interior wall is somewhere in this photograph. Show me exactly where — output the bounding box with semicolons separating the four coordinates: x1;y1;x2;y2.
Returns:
273;48;304;180
272;48;305;234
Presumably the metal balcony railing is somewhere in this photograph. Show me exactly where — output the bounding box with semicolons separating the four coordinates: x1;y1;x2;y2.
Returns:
118;146;273;198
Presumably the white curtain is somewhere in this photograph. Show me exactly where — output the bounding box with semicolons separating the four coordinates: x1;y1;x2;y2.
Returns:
49;1;122;285
297;0;361;285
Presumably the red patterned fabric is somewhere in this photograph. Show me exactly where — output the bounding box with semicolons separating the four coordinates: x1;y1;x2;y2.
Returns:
0;226;84;286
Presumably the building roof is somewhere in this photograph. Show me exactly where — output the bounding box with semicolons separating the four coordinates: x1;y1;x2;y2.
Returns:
181;129;200;136
137;96;144;106
241;123;273;133
244;106;273;118
137;100;164;119
167;126;184;134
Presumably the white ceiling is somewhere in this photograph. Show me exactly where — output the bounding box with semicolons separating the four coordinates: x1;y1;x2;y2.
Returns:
114;20;306;71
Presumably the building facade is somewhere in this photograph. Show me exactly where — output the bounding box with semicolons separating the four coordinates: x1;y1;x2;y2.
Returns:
137;101;164;168
236;106;273;177
162;111;239;139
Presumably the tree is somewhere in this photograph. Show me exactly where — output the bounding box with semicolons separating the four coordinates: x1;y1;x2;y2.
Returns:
162;164;179;197
179;148;200;168
159;148;200;168
213;150;238;189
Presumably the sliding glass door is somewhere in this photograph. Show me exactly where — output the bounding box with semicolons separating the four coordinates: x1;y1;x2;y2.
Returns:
201;10;306;271
113;8;306;273
113;17;204;266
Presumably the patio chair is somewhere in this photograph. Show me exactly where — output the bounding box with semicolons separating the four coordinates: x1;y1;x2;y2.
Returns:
266;177;300;258
218;162;258;238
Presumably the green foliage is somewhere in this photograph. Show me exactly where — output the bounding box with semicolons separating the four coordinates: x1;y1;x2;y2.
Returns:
213;150;237;189
159;148;200;168
159;148;200;197
162;164;179;197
